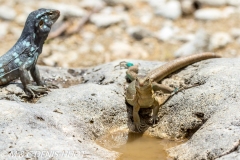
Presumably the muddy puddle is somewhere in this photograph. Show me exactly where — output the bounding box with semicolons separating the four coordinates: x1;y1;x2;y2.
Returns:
97;129;183;160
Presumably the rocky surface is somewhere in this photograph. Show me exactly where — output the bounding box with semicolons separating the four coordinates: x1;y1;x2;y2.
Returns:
1;0;240;159
0;57;240;159
1;0;240;67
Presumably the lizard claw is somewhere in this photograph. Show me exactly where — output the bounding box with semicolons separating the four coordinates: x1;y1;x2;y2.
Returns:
149;115;159;125
135;122;147;132
24;84;49;98
44;83;59;89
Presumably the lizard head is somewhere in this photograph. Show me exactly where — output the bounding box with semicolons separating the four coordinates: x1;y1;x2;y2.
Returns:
135;76;152;90
22;8;60;38
34;8;60;36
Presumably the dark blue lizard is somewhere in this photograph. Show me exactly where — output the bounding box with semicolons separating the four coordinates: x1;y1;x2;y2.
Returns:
0;8;60;97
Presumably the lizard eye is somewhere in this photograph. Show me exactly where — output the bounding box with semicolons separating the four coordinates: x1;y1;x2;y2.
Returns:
39;20;44;28
49;12;53;15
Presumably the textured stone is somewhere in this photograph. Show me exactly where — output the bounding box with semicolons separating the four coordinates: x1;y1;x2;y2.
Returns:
1;58;240;159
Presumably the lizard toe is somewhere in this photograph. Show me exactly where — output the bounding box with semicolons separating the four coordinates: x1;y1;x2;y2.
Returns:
25;84;49;98
150;116;159;125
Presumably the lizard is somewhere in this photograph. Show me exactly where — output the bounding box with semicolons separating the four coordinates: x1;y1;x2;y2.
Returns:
122;52;220;132
0;8;60;98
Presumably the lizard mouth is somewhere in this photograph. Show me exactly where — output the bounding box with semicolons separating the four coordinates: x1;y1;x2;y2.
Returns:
50;10;60;22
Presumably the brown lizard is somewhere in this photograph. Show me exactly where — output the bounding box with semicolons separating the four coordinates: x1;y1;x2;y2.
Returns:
123;52;220;132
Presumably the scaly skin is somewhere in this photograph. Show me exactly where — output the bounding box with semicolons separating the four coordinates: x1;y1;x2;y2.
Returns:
125;52;221;132
0;8;60;97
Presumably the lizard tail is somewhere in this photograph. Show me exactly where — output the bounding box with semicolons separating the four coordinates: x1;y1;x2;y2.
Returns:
148;52;220;82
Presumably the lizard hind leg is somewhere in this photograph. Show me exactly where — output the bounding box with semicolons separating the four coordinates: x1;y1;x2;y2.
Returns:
133;103;147;132
19;57;50;98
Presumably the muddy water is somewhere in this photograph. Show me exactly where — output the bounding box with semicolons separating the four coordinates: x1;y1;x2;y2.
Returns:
114;133;181;160
97;130;183;160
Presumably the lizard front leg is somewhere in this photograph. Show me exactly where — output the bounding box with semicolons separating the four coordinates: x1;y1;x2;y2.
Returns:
133;102;146;132
151;82;173;124
19;58;48;97
30;65;44;86
30;65;58;89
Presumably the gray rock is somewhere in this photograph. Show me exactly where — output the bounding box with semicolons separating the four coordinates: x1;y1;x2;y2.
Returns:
127;26;153;40
194;8;223;20
147;0;166;9
174;29;209;57
102;0;136;8
140;13;153;24
228;0;240;6
79;0;105;9
222;6;236;18
0;6;16;20
173;33;195;42
168;103;240;159
1;58;240;159
181;0;202;15
90;13;128;28
199;0;240;6
92;43;105;53
155;0;182;20
231;28;240;38
0;22;9;39
156;21;179;41
209;32;232;50
110;41;148;59
237;37;240;45
198;0;227;6
39;2;87;17
217;147;240;160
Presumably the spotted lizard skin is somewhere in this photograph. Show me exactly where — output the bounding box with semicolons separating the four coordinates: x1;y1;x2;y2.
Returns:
0;8;60;96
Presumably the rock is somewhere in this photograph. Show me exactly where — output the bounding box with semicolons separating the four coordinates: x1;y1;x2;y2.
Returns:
90;13;127;28
81;32;95;42
39;2;87;17
222;6;236;18
147;0;167;9
228;0;240;6
181;0;202;15
174;29;209;57
127;26;153;40
237;37;240;45
79;0;105;9
0;6;16;20
231;28;240;38
1;58;240;159
194;8;223;20
218;147;240;160
0;22;9;39
110;41;148;59
0;100;118;160
15;6;34;25
168;103;240;159
174;33;195;42
92;43;105;53
102;0;136;8
155;0;182;20
198;0;227;6
209;32;232;50
156;21;179;41
78;44;91;54
140;13;153;24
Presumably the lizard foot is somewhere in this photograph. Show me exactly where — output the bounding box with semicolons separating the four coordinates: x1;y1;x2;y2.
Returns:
44;83;59;89
149;116;159;125
135;122;147;132
24;84;49;98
